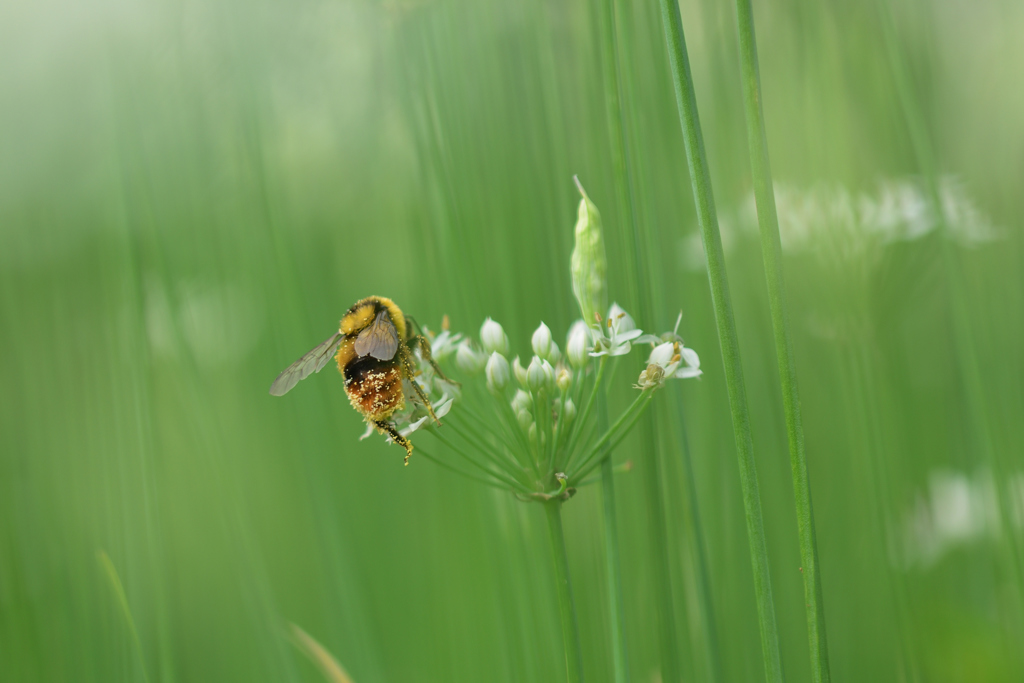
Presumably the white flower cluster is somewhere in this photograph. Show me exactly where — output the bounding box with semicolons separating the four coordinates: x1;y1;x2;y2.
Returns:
683;177;999;270
399;305;700;497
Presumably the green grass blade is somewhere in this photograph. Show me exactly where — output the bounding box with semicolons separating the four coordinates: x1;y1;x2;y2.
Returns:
97;550;152;683
875;0;1024;593
288;623;356;683
597;2;681;675
655;1;783;681
731;2;831;681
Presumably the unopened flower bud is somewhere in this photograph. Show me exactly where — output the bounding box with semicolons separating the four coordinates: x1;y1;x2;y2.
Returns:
513;356;529;387
566;320;591;369
455;341;487;374
528;422;539;446
556;367;571;393
527;356;547;393
518;409;534;433
485;352;510;393
561;398;577;424
541;359;556;392
532;322;553;359
479;318;510;355
511;389;532;415
548;341;562;365
571;177;608;326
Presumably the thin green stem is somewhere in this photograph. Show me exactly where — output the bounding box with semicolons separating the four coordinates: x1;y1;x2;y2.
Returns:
732;1;830;681
669;389;721;682
97;551;153;683
875;0;1024;592
598;0;647;313
598;396;630;683
576;460;633;488
544;501;585;683
535;387;553;477
656;1;783;681
430;431;531;494
446;411;526;480
416;445;516;492
571;392;653;481
495;397;540;476
566;358;606;458
567;390;646;475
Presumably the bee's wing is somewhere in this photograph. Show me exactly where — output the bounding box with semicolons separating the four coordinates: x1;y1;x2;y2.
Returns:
269;332;344;396
353;310;399;360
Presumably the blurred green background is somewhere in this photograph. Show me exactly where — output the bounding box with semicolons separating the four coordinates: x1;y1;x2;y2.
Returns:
3;0;1023;681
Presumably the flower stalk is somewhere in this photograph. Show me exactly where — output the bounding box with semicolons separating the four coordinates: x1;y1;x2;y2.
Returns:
364;185;701;683
545;500;585;683
598;397;630;683
732;1;830;681
656;0;784;681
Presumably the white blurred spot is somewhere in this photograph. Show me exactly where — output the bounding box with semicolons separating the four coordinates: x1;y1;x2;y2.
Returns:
145;278;264;368
900;468;1021;569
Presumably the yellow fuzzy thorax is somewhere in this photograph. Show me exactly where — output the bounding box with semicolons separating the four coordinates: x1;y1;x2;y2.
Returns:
339;295;407;339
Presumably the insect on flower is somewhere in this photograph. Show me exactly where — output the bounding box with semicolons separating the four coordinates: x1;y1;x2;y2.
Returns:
269;296;453;465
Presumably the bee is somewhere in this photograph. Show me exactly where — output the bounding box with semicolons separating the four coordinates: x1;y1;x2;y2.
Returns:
269;296;449;464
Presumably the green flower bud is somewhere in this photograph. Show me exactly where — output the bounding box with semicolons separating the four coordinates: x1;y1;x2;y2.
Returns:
532;322;553;359
541;359;556;392
510;389;532;415
480;318;510;355
548;341;562;365
570;177;608;327
566;320;591;369
527;356;547;393
556;367;571;393
561;398;577;424
517;409;534;433
485;352;510;393
513;356;529;387
455;341;486;374
528;422;546;448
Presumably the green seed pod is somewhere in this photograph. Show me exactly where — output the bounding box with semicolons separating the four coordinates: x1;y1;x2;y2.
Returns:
570;177;608;328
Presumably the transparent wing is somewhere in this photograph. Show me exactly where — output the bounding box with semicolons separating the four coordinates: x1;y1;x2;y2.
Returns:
353;310;399;360
269;332;343;396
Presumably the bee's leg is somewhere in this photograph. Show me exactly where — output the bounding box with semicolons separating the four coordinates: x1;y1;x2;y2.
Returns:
401;348;440;425
407;334;459;386
374;420;414;466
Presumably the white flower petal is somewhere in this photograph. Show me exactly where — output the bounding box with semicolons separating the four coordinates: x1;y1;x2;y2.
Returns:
360;422;375;441
400;415;431;438
434;397;454;419
634;334;662;345
607;303;636;332
609;342;632;356
616;328;643;343
648;341;676;366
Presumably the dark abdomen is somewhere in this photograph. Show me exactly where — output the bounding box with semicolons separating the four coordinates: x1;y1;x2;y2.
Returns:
344;355;405;421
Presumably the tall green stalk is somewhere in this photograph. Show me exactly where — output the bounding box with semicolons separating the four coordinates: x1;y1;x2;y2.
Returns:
656;1;783;682
545;501;585;683
597;1;680;679
668;390;721;682
732;2;830;681
598;398;630;683
875;0;1024;592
